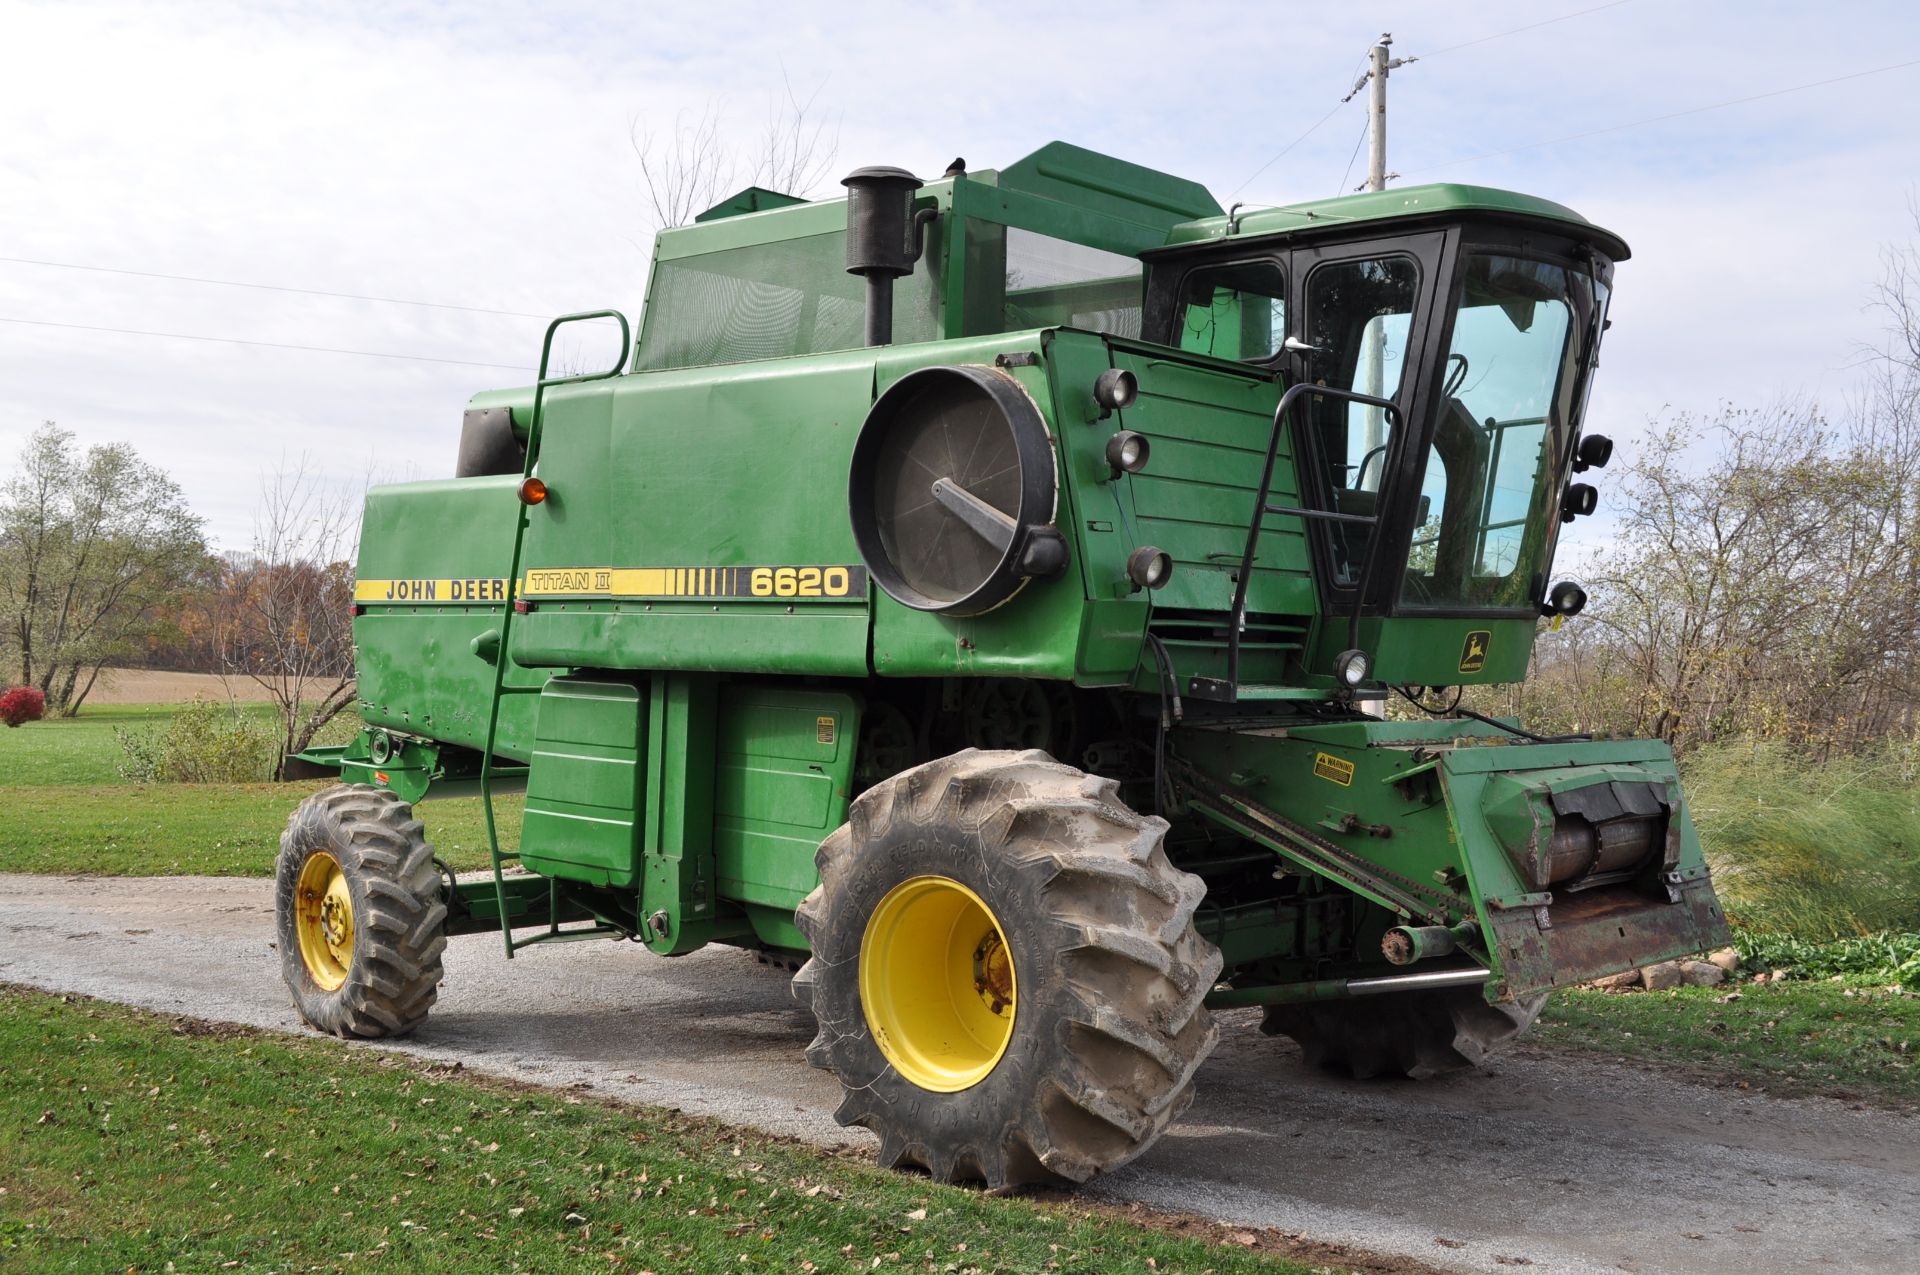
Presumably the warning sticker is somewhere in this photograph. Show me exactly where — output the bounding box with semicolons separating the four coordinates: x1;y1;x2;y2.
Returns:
815;715;837;746
1313;752;1355;787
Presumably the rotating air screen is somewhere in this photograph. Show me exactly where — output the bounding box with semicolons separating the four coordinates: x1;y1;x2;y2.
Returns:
849;365;1058;617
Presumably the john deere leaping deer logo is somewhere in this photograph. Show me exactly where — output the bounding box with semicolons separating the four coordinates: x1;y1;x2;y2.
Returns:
1459;629;1492;674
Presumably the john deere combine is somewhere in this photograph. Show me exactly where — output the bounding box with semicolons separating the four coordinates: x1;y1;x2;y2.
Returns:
278;142;1728;1188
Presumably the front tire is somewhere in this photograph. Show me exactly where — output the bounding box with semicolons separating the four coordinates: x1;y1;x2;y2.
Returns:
276;784;447;1038
792;749;1220;1189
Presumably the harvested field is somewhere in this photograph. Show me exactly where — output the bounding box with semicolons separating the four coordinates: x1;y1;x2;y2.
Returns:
85;669;297;704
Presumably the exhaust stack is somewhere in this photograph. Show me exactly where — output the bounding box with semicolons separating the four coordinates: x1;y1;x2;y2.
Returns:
842;166;928;346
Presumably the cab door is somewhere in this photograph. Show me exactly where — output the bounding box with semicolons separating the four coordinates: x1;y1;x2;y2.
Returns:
1281;230;1454;615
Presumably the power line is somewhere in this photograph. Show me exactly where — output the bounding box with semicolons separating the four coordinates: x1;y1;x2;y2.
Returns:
0;255;553;320
1406;55;1920;175
1337;117;1370;195
1415;0;1635;60
0;315;533;372
1230;99;1351;198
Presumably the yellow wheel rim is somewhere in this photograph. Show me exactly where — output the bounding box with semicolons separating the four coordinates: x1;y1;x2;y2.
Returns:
294;851;354;992
859;875;1016;1093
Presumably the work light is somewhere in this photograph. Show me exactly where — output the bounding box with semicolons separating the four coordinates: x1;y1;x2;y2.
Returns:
1093;368;1137;416
1105;430;1150;476
1333;648;1372;688
1126;545;1172;590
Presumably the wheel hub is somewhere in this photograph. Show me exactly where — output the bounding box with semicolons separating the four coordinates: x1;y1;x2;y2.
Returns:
294;851;354;992
860;875;1017;1093
972;931;1013;1015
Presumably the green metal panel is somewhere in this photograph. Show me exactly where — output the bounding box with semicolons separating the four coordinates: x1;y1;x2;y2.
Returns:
694;186;808;223
1333;615;1537;686
352;475;543;761
519;676;645;889
1163;183;1630;261
1000;141;1222;227
713;685;859;944
509;354;880;677
953;181;1176;260
1100;344;1301;615
640;672;721;955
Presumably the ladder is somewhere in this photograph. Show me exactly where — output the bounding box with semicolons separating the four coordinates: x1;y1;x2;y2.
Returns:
477;310;631;957
1187;381;1401;703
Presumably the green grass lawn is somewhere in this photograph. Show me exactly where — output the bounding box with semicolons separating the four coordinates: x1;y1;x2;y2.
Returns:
0;781;516;876
0;702;202;785
1536;982;1920;1105
0;702;516;875
0;988;1318;1274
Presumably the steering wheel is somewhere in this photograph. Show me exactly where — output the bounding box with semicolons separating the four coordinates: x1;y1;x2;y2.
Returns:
1353;442;1390;490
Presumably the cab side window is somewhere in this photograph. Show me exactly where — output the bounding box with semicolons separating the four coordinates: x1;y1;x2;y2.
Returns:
1175;260;1287;362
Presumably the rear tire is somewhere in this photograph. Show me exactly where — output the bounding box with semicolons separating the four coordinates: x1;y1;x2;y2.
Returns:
276;784;447;1039
1261;986;1544;1080
793;749;1220;1189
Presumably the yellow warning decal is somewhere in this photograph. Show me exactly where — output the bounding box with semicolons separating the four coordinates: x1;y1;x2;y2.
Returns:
519;565;868;601
1313;752;1355;787
353;578;508;604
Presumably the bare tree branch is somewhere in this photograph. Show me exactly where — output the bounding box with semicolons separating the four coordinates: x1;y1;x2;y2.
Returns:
218;455;361;775
629;77;840;231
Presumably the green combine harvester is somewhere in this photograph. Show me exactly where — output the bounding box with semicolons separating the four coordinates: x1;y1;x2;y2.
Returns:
278;142;1729;1189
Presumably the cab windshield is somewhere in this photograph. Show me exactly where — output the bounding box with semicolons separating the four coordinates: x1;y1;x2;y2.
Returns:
1398;252;1604;611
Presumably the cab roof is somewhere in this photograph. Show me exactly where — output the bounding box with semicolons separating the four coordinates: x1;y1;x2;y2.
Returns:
1164;182;1630;262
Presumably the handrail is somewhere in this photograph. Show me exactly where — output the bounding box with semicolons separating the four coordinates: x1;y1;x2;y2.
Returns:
1191;381;1401;703
478;309;631;958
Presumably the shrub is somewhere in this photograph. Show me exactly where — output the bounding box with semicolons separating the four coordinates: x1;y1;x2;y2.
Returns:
1684;742;1920;938
114;698;277;783
0;686;46;727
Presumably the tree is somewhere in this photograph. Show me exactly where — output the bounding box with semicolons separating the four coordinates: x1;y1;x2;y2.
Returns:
1579;402;1920;752
630;73;840;230
0;424;212;715
218;457;359;776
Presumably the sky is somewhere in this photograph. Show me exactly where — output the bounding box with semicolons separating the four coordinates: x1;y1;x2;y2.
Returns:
2;0;1916;555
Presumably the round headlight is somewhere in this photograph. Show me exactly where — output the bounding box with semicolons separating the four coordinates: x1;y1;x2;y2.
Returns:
1560;482;1598;522
1573;433;1613;472
1544;580;1588;617
1332;648;1371;688
848;365;1060;617
1126;545;1172;591
1105;430;1150;475
1093;368;1137;416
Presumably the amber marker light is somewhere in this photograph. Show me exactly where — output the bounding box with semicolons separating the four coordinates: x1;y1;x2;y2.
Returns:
517;476;548;505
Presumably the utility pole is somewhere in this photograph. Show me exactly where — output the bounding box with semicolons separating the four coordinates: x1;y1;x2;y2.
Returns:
1366;33;1393;192
1343;33;1414;193
1350;33;1415;467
